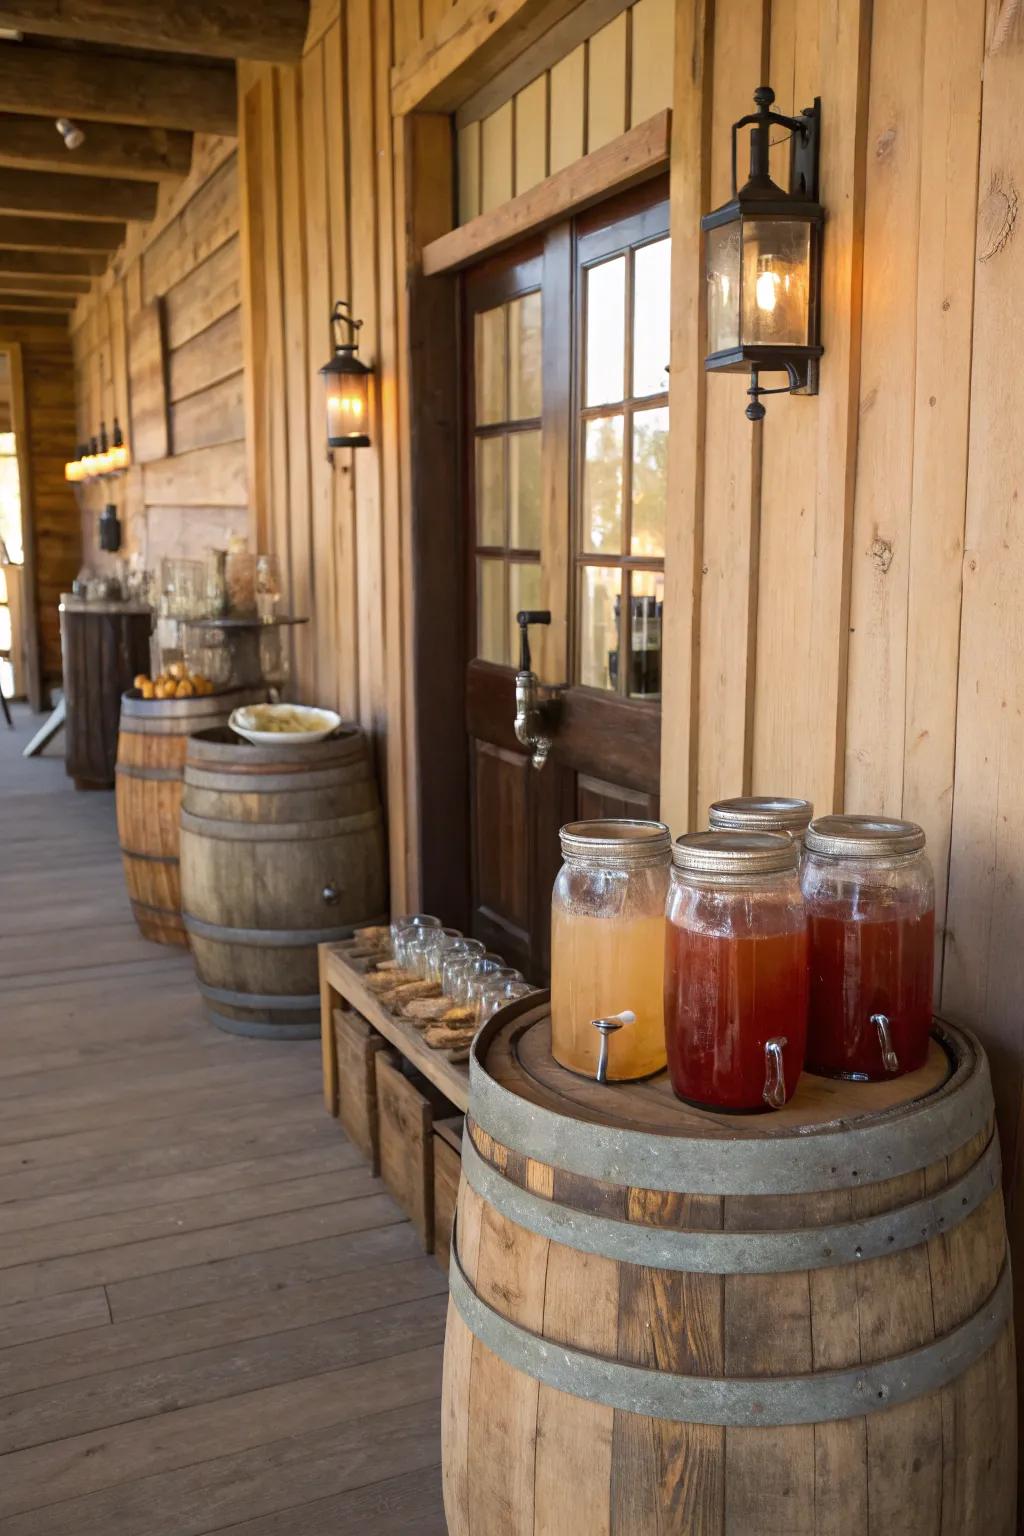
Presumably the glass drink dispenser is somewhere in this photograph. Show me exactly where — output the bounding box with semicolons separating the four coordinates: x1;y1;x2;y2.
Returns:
550;819;671;1080
664;831;808;1111
802;815;935;1080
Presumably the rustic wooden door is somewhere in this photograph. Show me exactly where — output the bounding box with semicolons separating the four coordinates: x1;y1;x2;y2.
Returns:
462;182;671;983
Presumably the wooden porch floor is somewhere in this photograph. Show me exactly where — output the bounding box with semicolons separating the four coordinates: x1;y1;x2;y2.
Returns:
0;706;448;1534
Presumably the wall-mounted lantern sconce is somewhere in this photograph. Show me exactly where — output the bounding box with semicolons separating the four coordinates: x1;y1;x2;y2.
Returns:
702;85;823;421
64;417;131;482
319;300;371;450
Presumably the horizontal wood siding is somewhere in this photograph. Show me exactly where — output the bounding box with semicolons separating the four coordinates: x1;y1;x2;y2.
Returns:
71;143;248;576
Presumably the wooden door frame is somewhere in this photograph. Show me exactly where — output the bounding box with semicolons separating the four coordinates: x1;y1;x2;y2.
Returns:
1;341;43;712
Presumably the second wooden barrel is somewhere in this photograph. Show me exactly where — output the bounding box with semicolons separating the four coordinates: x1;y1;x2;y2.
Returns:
116;686;265;945
179;726;387;1038
443;1001;1017;1534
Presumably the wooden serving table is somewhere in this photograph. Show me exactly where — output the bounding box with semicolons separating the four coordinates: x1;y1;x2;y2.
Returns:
319;937;471;1115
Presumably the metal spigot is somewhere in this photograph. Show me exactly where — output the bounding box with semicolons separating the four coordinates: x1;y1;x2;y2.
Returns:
592;1010;636;1084
514;610;562;770
871;1013;899;1073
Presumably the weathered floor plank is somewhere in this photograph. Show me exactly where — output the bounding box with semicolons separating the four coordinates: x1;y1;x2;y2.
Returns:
0;708;446;1533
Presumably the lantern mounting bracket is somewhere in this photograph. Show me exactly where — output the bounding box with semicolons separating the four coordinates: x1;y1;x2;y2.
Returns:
330;298;363;351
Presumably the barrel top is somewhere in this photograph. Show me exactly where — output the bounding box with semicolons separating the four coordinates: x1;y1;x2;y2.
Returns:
469;1002;991;1194
185;722;364;769
120;686;266;721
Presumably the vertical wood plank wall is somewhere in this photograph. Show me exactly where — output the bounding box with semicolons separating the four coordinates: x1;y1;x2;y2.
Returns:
71;138;248;574
238;0;413;906
2;320;77;691
228;0;1024;1411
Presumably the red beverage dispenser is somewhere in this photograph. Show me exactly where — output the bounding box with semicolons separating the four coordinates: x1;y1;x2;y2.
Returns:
802;816;935;1081
664;831;808;1112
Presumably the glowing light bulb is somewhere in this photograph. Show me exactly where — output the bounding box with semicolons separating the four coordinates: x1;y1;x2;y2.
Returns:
755;267;779;313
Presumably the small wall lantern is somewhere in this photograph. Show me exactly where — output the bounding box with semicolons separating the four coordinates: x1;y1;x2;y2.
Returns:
702;85;823;420
319;300;371;449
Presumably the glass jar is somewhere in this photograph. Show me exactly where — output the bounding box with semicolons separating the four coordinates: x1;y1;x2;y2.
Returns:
665;832;808;1112
709;795;813;846
550;819;671;1081
802;816;934;1081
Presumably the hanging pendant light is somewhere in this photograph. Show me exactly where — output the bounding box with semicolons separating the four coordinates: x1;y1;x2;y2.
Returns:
319;300;371;450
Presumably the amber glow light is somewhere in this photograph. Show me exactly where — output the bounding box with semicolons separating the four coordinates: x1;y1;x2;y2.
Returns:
320;300;372;449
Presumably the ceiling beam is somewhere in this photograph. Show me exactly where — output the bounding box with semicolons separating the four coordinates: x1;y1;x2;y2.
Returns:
0;247;106;274
0;292;75;309
0;308;67;326
0;273;91;294
0;2;309;62
0;42;236;134
0;214;125;250
0;167;158;221
0;114;191;180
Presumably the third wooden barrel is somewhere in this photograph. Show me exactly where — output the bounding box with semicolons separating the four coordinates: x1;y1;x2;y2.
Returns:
443;1000;1016;1534
116;686;265;945
179;726;387;1038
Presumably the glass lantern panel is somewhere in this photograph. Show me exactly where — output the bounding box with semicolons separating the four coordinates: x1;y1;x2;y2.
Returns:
633;238;672;396
509;430;541;549
477;556;507;664
631;406;669;558
475;306;506;424
509;561;542;658
585;256;626;405
578;565;622;691
508;292;542;418
740;217;812;347
582;414;624;554
705;220;741;354
475;436;505;546
628;570;664;699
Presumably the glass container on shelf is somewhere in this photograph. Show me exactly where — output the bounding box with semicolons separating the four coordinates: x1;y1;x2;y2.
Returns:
709;796;813;845
664;831;808;1112
550;819;671;1081
802;816;934;1081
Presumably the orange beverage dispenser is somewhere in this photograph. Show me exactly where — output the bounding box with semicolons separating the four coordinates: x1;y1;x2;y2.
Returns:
550;820;671;1081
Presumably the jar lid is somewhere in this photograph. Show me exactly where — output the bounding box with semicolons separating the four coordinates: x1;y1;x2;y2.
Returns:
559;818;672;869
672;830;799;877
708;795;814;834
805;814;926;859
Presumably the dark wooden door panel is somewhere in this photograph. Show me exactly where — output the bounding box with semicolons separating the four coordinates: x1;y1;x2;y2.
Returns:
472;739;531;958
576;773;659;823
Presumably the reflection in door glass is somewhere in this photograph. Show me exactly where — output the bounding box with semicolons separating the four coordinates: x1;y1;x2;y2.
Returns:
628;570;664;698
631;406;668;558
477;556;507;664
508;292;542;418
509;562;542;659
476;436;505;546
633;239;672;397
475;306;506;425
509;430;542;549
585;256;626;406
579;565;622;690
582;415;623;554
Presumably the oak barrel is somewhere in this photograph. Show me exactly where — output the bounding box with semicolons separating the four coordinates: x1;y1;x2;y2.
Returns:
179;726;387;1038
443;1000;1017;1534
115;687;265;945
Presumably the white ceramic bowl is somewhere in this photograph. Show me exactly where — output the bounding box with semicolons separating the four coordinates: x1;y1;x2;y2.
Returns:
228;702;343;746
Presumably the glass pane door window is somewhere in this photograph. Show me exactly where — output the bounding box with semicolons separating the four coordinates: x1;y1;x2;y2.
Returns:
576;225;669;698
471;288;543;665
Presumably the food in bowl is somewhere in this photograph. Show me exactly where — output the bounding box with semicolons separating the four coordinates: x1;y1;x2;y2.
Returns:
134;664;214;700
229;703;343;745
236;704;329;734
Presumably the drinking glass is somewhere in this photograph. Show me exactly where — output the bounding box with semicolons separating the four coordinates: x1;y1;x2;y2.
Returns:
423;927;462;985
390;914;440;970
478;977;536;1022
441;939;485;998
469;966;522;1019
450;952;504;1007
